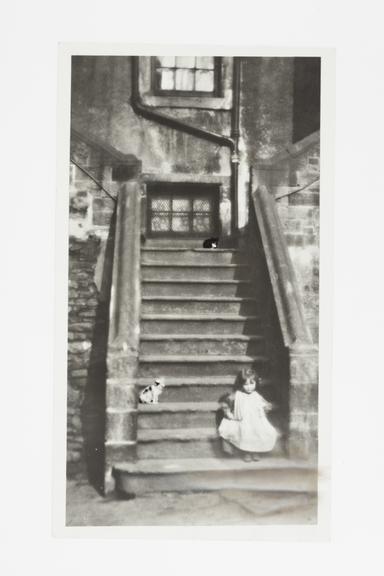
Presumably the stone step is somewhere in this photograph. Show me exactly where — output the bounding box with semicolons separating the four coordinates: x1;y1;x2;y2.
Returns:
139;334;266;356
136;427;222;459
140;314;262;335
137;376;237;402
136;427;283;460
142;279;254;298
141;296;259;315
137;354;269;377
138;401;220;429
141;263;250;281
141;247;246;265
137;401;285;433
144;238;221;248
113;457;317;496
136;376;275;402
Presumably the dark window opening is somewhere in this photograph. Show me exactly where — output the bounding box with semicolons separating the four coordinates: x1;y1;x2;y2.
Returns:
112;164;137;181
152;56;221;97
293;57;321;143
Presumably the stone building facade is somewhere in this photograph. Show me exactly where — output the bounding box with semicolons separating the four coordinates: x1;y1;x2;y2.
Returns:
67;55;320;491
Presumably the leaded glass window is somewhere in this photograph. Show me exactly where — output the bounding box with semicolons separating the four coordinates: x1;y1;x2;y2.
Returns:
147;184;219;236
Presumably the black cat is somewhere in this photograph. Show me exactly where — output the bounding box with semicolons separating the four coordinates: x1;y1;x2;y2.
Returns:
203;237;219;249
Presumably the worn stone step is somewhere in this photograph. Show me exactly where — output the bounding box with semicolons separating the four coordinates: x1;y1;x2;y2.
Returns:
137;427;221;459
140;314;262;335
138;401;220;429
141;247;246;265
137;376;237;402
142;279;254;298
136;427;284;460
113;457;317;496
139;334;266;356
144;238;223;248
138;354;269;377
141;296;259;315
136;376;275;402
141;263;250;281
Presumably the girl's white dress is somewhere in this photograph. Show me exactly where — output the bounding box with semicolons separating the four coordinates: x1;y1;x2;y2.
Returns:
218;390;278;452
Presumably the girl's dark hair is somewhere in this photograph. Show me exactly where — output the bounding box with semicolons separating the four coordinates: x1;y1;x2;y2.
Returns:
234;368;261;390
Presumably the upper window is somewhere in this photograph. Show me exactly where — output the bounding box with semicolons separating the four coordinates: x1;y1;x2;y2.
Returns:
152;56;221;97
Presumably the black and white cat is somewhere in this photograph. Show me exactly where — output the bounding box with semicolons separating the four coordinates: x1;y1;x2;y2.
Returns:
139;378;166;404
203;237;219;249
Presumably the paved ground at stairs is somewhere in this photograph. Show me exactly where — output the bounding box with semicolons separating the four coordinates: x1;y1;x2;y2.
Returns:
66;480;317;526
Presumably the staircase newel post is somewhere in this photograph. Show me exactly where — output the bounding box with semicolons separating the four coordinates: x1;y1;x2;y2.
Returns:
287;342;319;460
105;181;141;492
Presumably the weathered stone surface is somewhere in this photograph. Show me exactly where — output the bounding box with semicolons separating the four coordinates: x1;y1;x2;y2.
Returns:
106;411;138;443
289;382;318;411
290;351;318;384
287;428;318;460
106;383;137;409
105;444;137;472
67;387;82;404
290;411;318;432
67;233;112;473
106;355;136;376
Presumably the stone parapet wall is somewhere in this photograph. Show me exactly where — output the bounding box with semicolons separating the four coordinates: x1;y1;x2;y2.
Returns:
67;235;104;477
67;135;139;483
67;224;114;484
259;135;320;344
276;182;320;343
288;345;318;459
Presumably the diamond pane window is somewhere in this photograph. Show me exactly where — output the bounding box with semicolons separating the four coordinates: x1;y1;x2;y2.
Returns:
153;56;220;95
151;215;171;232
193;197;211;211
193;215;211;232
151;197;171;211
172;215;190;232
172;197;190;211
148;184;218;237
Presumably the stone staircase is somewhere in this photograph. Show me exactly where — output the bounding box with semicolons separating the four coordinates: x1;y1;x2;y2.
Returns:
112;245;317;496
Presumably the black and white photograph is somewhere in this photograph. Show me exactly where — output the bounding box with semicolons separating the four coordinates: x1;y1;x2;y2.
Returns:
5;0;384;571
63;49;327;528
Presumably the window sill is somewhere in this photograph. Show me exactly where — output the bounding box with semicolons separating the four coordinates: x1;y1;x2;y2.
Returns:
141;92;232;110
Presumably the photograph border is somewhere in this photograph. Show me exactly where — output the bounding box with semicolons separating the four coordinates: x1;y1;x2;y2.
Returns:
54;43;335;540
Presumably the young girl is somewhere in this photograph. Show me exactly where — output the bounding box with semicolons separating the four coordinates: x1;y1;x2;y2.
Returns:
218;368;278;462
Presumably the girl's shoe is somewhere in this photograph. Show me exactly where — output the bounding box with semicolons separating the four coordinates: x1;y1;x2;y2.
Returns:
243;453;252;462
252;454;260;461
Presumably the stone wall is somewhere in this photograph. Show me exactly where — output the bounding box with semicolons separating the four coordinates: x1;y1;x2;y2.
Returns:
71;56;297;234
71;56;232;177
253;134;320;343
67;136;137;487
277;186;320;343
275;138;320;343
67;234;106;479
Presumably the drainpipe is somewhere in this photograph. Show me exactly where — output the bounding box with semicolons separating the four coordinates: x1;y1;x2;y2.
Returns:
130;55;241;237
231;57;241;238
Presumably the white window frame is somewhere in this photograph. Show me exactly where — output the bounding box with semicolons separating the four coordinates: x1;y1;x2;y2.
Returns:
138;56;233;110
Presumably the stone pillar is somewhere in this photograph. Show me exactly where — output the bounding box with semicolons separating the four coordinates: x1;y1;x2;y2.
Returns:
105;181;141;491
288;343;318;460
